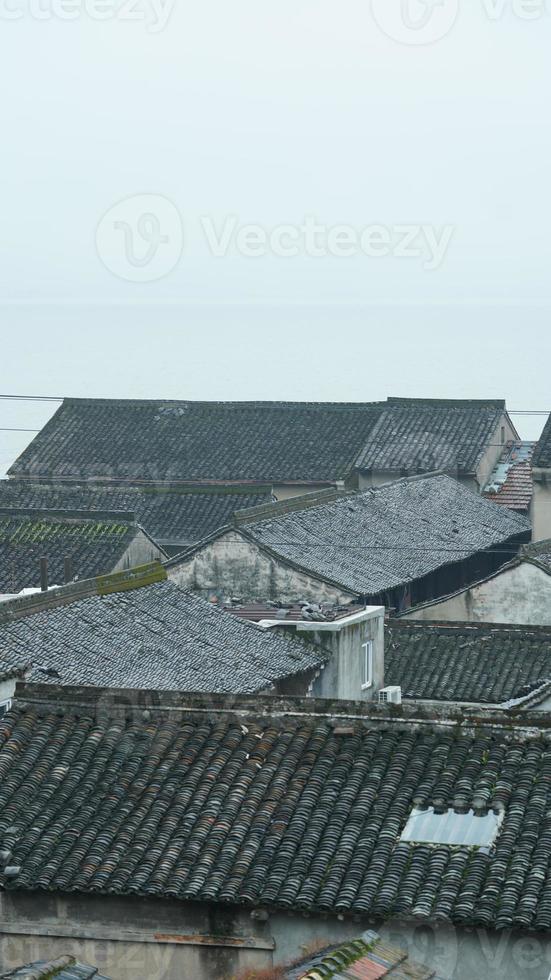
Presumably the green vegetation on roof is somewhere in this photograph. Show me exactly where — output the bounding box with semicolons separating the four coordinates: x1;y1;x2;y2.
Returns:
0;518;130;545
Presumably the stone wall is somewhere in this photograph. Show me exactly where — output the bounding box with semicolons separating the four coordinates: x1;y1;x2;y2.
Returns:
402;560;551;626
167;530;355;605
0;892;549;980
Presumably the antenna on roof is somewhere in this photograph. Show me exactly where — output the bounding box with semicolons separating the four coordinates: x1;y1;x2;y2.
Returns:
40;556;49;593
64;555;74;585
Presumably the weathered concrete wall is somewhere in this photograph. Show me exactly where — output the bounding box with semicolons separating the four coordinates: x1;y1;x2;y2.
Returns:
300;612;385;701
114;531;166;572
531;474;551;542
0;893;272;980
403;561;551;626
167;530;355;605
1;893;549;980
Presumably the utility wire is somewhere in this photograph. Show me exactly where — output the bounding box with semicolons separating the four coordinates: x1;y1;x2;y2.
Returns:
0;394;549;413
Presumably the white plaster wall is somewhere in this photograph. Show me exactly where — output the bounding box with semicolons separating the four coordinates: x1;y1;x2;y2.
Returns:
531;477;551;542
304;613;385;701
113;531;165;572
403;561;551;626
0;678;15;706
167;530;356;604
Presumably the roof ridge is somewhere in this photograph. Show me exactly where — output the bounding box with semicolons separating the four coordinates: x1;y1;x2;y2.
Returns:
0;507;137;523
386;397;506;408
0;562;167;623
60;397;384;410
12;683;551;732
234;487;353;525
235;473;452;527
387;618;551;635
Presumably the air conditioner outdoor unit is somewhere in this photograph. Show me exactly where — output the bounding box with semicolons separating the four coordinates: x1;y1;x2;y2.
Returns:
378;686;402;705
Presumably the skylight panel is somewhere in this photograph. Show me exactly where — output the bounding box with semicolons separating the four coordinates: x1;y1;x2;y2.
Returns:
401;807;503;851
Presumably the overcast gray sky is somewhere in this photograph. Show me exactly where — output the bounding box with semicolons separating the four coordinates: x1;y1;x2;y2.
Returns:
1;1;550;474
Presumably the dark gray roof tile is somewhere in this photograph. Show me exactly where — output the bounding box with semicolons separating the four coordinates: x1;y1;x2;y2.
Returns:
0;694;550;933
0;511;143;593
236;474;530;596
8;399;383;483
0;581;326;692
0;956;109;978
0;482;272;548
355;398;507;475
385;620;551;704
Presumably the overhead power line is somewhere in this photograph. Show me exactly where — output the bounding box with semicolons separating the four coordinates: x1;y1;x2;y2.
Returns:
0;394;549;413
0;395;63;402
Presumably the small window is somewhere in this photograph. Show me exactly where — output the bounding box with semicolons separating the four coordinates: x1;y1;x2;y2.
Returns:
401;807;503;852
0;699;12;719
361;640;373;690
501;426;505;444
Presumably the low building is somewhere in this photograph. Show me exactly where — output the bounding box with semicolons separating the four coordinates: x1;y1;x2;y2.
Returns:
7;397;519;502
0;562;385;701
0;508;165;594
531;414;551;541
355;398;518;493
0;482;274;556
228;602;385;701
400;542;551;626
483;440;535;514
6;398;383;497
1;686;551;979
384;619;551;708
167;474;531;611
0;563;331;696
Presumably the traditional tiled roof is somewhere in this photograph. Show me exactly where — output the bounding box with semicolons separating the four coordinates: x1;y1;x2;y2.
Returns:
521;538;551;572
483;441;535;512
0;956;110;978
7;398;383;484
355;399;508;476
385;620;551;704
0;509;152;593
2;690;551;932
0;578;326;692
223;474;530;597
533;414;551;469
0;481;273;549
287;931;437;980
